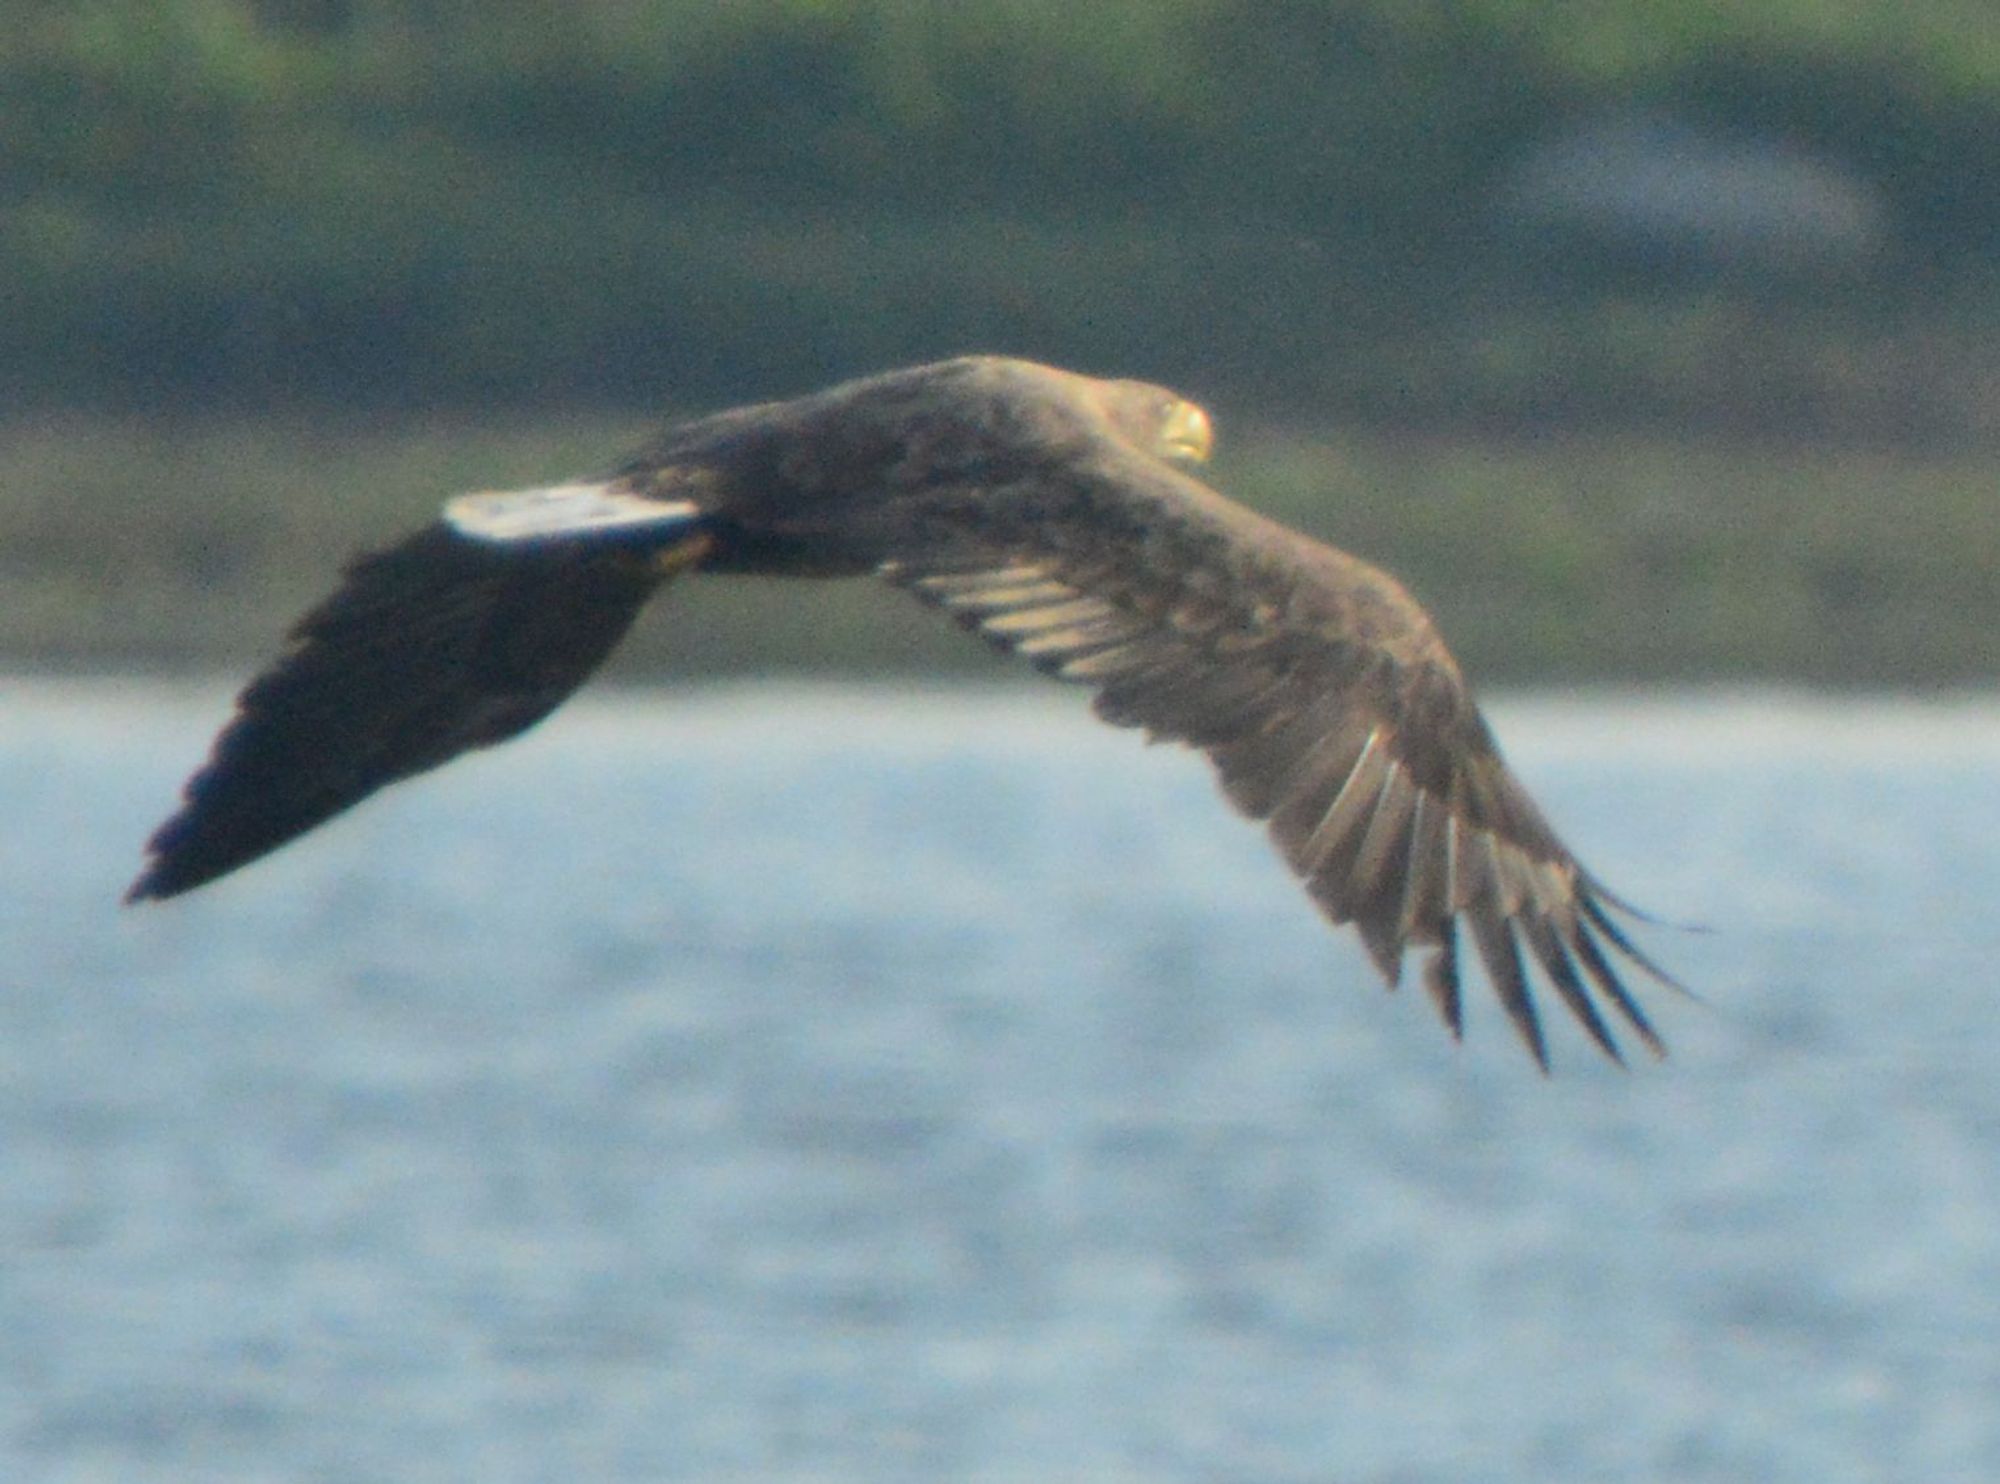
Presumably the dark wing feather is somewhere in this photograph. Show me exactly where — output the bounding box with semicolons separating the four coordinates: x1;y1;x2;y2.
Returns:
886;451;1674;1068
128;524;669;900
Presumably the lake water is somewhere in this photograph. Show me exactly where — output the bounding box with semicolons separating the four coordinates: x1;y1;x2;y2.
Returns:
5;679;1999;1483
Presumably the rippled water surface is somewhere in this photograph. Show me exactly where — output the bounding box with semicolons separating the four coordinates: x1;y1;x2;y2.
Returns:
6;680;2000;1482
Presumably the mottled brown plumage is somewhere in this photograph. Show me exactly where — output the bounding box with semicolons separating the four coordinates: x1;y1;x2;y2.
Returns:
130;356;1679;1067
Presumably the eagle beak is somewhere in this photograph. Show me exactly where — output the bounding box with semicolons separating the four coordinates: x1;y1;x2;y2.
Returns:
1162;400;1214;464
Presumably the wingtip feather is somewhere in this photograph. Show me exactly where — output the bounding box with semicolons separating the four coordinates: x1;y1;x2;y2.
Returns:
1421;925;1464;1041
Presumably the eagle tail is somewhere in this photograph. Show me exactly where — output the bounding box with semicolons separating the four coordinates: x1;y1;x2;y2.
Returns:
443;481;704;548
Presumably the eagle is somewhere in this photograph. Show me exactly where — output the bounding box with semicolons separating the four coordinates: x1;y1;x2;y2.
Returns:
130;356;1680;1068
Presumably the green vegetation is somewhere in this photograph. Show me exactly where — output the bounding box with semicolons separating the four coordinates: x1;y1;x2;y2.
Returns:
7;4;1998;683
11;411;1993;686
6;1;2000;424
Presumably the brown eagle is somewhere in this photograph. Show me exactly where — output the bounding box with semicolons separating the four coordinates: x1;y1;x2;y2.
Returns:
130;356;1679;1067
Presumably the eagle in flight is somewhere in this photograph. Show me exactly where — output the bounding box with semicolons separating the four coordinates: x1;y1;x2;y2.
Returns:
131;356;1680;1068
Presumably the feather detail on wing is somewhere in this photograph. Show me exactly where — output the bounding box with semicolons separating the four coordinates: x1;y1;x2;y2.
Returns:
127;517;702;901
885;495;1676;1070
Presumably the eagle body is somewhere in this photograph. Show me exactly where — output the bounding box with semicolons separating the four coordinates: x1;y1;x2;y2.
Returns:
132;356;1677;1068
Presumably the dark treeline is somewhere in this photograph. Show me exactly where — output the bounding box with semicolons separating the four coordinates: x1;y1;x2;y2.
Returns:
7;1;2000;430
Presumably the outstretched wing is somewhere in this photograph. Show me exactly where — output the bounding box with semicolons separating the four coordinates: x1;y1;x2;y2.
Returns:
128;506;699;901
887;449;1677;1069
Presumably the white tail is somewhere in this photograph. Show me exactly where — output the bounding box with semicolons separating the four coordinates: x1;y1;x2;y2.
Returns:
443;482;700;545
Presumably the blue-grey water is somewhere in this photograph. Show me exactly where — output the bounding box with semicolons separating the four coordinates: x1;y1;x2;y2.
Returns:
5;679;1999;1483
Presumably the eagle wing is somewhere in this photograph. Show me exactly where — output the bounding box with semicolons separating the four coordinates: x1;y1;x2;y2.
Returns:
127;518;690;901
885;447;1675;1069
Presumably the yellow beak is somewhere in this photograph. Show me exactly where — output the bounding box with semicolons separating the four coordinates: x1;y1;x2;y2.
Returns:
1162;399;1215;463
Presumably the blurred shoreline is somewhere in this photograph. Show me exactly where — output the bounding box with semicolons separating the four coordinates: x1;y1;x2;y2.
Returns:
9;411;1995;688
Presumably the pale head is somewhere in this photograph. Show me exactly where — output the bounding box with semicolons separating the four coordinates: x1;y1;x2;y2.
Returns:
1095;377;1215;465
